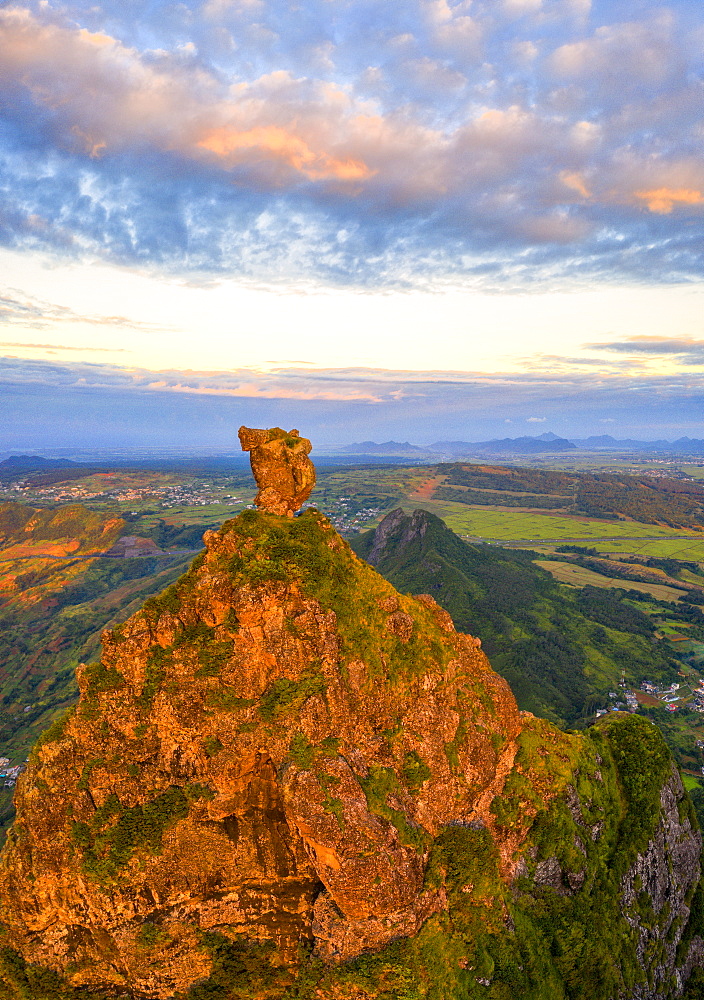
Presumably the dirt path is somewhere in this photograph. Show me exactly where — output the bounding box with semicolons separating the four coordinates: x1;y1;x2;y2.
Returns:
408;475;446;502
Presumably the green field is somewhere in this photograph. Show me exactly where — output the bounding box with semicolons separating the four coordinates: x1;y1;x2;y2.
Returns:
590;537;704;560
408;499;704;546
534;560;687;602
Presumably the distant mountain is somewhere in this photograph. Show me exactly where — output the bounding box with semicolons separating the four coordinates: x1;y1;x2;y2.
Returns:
340;440;434;457
570;436;704;453
431;435;576;456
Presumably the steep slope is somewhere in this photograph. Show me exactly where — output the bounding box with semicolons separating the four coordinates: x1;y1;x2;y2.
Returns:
351;508;679;725
0;502;193;836
0;508;701;999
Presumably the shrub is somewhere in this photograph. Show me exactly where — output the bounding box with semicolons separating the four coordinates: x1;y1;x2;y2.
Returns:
402;751;431;794
258;671;326;722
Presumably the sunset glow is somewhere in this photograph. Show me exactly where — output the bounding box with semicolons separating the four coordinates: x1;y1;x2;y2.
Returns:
1;0;703;447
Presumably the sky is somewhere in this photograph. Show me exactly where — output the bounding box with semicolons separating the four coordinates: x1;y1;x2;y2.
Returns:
1;0;703;450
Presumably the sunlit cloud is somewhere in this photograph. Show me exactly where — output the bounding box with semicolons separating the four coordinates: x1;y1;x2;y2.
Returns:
0;0;702;285
0;288;169;333
0;341;128;352
634;188;704;214
3;356;704;449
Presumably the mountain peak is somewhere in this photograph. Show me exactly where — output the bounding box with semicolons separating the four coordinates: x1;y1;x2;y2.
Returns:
0;487;700;997
0;506;525;993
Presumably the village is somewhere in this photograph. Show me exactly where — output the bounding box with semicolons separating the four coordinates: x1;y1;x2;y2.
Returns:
0;758;24;789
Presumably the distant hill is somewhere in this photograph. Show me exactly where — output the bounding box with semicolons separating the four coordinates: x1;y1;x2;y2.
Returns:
351;508;679;726
0;455;78;470
339;435;577;460
340;440;434;457
429;435;576;456
0;456;79;481
338;434;704;459
570;435;704;453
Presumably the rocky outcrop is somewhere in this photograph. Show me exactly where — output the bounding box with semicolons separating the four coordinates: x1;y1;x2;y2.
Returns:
366;507;428;566
621;767;703;998
238;426;315;516
0;509;523;996
0;503;702;999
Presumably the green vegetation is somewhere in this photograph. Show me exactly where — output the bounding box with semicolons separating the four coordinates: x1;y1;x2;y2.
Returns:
535;559;686;602
202;736;223;758
415;499;704;546
136;646;171;709
402;750;431;793
204;689;255;711
434;462;704;531
136;921;171;949
258;670;326;722
352;510;680;727
70;784;211;883
360;765;427;851
288;732;315;769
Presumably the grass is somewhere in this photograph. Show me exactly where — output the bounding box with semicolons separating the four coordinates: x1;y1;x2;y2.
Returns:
409;499;704;544
534;560;687;603
594;538;704;560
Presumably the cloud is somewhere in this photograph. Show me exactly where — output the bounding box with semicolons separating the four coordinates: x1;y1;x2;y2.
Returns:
588;336;704;357
0;341;127;352
634;188;704;215
4;356;704;449
548;15;680;89
0;1;702;286
0;287;166;333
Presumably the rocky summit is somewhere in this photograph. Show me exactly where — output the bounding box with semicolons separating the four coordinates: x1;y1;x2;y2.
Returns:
0;452;703;997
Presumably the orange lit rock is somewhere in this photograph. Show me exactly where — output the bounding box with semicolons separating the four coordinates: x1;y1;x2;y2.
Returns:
0;508;523;995
238;426;315;516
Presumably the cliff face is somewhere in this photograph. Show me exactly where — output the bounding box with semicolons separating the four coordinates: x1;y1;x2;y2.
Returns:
0;508;702;999
0;510;522;995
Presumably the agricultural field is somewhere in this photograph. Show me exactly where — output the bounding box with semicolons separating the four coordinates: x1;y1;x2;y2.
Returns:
408;497;704;550
1;469;254;522
533;560;687;603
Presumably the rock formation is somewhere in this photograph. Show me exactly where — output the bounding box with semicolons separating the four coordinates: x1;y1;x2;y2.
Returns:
0;494;702;996
238;426;315;516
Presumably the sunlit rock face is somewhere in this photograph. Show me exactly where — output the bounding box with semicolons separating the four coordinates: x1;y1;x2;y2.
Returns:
0;505;526;996
238;426;316;517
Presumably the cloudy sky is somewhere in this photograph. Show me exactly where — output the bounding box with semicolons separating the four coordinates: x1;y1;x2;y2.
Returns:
1;0;703;449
